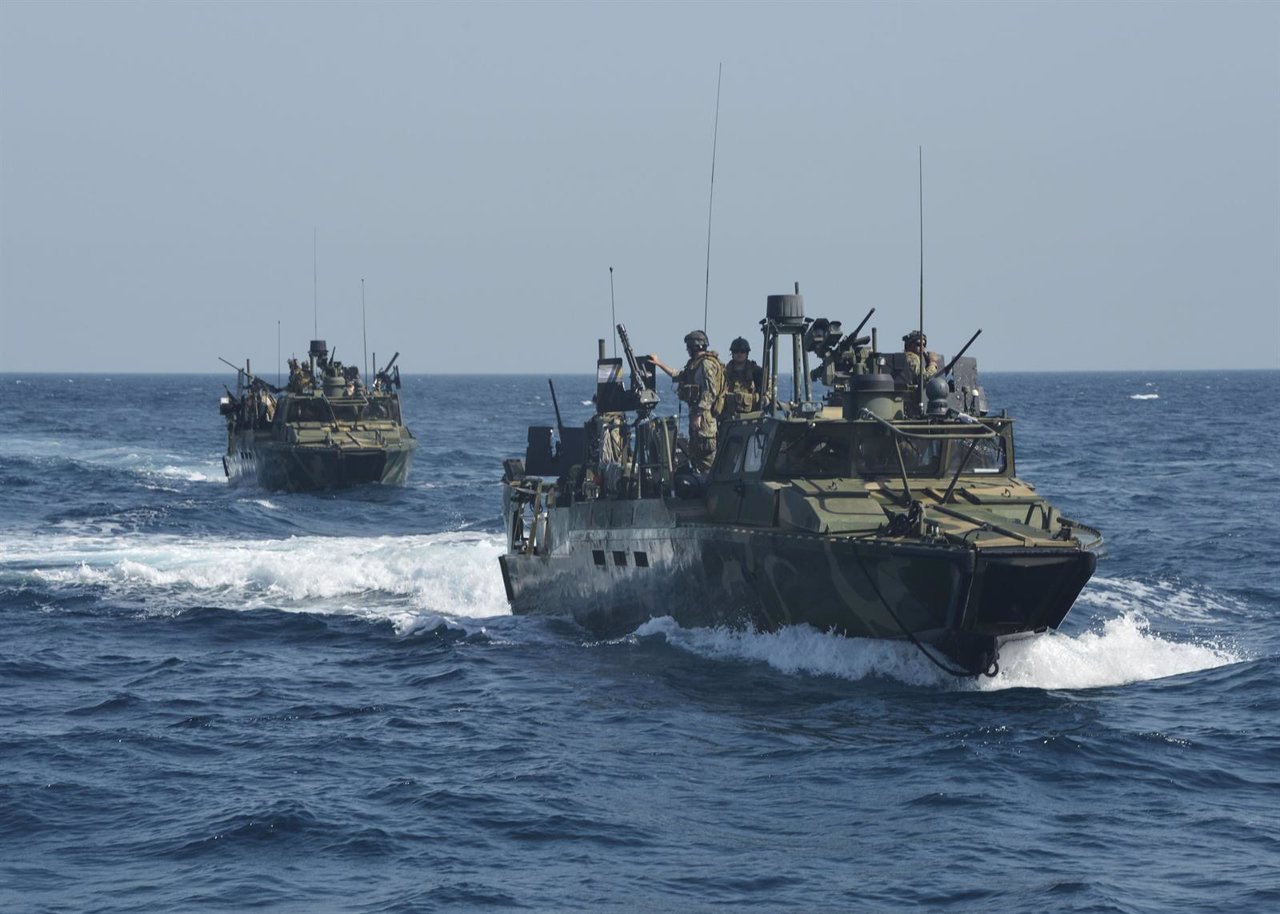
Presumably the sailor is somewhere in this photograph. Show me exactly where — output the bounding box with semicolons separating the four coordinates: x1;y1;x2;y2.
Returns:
901;330;942;384
650;330;725;474
720;337;764;421
286;358;302;393
601;413;629;464
287;357;315;393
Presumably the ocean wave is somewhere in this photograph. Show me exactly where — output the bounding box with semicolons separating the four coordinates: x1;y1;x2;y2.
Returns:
630;611;1242;692
1079;575;1254;624
981;612;1241;691
4;531;511;632
630;617;961;688
1130;393;1160;400
0;436;220;485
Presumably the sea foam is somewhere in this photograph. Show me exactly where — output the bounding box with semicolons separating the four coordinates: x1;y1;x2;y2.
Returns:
978;611;1239;691
634;609;1242;692
11;531;511;632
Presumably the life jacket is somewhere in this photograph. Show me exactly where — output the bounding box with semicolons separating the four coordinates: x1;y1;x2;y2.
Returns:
677;351;726;416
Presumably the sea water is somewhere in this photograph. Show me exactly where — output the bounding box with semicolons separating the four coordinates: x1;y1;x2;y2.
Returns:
1;371;1277;912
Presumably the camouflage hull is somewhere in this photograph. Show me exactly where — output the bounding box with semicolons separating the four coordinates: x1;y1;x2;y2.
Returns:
499;498;1095;676
224;436;416;492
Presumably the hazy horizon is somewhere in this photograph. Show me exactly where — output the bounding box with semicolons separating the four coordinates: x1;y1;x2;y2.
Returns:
5;367;1278;380
3;1;1277;374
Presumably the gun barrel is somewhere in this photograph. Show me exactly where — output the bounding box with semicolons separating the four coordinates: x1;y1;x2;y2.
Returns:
218;356;282;393
944;329;983;375
615;324;645;391
848;307;876;341
547;378;565;436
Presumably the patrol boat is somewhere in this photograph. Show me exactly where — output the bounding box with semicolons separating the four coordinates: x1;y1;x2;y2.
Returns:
219;340;416;492
498;290;1101;677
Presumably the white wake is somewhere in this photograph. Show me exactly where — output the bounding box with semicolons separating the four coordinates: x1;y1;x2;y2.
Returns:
633;601;1243;692
6;531;510;634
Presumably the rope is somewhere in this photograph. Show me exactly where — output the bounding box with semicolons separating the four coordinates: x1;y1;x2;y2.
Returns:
848;543;990;679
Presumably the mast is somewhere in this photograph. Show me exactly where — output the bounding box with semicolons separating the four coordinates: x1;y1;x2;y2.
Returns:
702;62;722;336
917;147;926;414
761;283;812;416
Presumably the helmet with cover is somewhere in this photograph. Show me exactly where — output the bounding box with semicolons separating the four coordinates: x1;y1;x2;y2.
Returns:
684;330;709;351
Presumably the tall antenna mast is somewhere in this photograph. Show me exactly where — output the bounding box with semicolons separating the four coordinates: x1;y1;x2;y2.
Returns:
609;266;617;358
277;320;281;387
918;146;926;413
918;146;924;341
702;62;722;335
361;278;369;382
312;226;318;339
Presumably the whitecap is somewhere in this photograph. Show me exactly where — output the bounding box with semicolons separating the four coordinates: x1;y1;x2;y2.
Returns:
976;612;1240;691
628;602;1242;692
1129;393;1159;400
1078;574;1252;624
12;531;511;633
631;617;954;687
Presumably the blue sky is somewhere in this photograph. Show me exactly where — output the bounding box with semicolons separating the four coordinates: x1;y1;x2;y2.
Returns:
2;0;1276;372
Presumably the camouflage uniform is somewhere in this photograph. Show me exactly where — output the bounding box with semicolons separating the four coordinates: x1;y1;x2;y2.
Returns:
721;358;763;420
904;350;941;382
599;411;629;465
678;351;725;473
901;331;941;387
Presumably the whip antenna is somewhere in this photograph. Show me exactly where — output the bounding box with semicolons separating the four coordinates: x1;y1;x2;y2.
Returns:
918;146;924;342
277;320;281;387
361;278;368;382
702;62;722;335
918;146;926;412
609;266;617;358
313;226;318;339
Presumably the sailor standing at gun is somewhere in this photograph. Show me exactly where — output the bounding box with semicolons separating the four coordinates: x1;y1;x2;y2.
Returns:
901;330;943;384
649;330;725;474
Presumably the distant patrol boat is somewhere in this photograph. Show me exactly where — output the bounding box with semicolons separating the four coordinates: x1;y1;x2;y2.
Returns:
498;290;1101;677
219;340;416;492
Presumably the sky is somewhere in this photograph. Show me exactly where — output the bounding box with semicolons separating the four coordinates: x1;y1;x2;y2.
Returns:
1;0;1277;374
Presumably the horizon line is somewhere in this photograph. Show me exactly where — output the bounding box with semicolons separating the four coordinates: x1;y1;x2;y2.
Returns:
2;367;1277;377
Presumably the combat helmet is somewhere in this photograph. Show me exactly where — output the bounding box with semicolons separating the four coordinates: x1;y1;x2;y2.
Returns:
903;330;927;348
684;329;709;350
730;337;751;354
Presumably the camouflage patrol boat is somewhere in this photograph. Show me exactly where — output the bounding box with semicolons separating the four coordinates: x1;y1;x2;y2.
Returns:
499;291;1101;677
219;340;416;492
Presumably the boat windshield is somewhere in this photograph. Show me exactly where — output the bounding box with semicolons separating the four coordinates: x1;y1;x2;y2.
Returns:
766;423;984;479
362;398;400;422
768;425;855;478
330;402;364;422
945;434;1007;475
283;397;401;424
854;431;943;477
284;398;333;423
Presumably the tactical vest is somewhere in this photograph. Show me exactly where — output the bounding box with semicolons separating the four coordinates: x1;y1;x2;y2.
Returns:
677;352;726;416
722;359;762;416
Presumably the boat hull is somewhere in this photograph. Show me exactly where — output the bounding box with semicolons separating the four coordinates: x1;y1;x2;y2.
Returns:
224;438;416;492
499;499;1095;675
